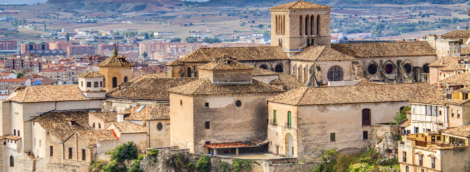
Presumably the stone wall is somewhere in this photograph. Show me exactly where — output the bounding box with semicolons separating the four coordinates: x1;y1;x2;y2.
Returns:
140;148;318;172
369;124;400;158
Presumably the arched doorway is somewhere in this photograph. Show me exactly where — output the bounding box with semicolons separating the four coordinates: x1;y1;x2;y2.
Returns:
275;65;283;73
285;133;294;157
112;77;117;88
124;76;128;82
187;67;192;77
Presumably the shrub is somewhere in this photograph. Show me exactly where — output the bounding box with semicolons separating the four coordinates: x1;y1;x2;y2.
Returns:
218;162;228;172
232;159;254;172
196;155;211;172
112;142;138;162
90;160;107;172
102;160;126;172
148;149;159;158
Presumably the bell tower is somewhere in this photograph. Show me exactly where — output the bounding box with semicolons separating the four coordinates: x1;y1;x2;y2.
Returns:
270;1;332;57
98;44;134;91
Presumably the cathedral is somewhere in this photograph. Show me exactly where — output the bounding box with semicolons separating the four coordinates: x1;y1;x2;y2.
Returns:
168;1;440;86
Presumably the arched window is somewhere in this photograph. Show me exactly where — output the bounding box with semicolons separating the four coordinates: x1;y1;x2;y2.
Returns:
124;76;128;82
273;110;277;124
275;65;283;73
259;65;268;70
112;77;117;88
93;123;95;128
299;15;303;36
311;15;315;35
287;111;292;127
317;15;320;35
276;15;279;35
14;129;16;136
98;123;101;129
423;64;430;73
404;63;412;74
10;156;14;167
362;109;371;126
327;66;344;81
305;15;309;35
187;67;192;77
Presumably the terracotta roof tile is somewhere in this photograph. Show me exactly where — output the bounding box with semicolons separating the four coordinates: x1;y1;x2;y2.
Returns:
7;85;89;103
31;110;92;140
252;68;278;76
76;130;118;146
439;72;470;85
442;30;470;39
292;46;356;61
98;54;134;67
440;124;470;138
108;76;196;100
461;46;470;55
409;86;446;105
168;46;288;66
270;1;331;9
123;104;169;121
277;73;304;91
268;83;433;105
108;121;146;133
89;111;117;122
168;78;285;96
331;42;436;58
77;71;104;78
197;55;254;71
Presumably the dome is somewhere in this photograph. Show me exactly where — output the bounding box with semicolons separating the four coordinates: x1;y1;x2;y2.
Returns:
338;34;348;41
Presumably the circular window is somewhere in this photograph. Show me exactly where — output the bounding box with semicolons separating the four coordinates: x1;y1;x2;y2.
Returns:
404;63;412;74
327;66;343;81
423;64;430;73
235;100;242;107
157;122;163;131
384;63;394;74
367;63;378;75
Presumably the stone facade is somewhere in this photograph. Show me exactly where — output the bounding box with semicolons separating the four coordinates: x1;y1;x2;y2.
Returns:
99;67;132;91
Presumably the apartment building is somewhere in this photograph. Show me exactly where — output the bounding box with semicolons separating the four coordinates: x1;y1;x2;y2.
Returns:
67;45;95;56
97;44;132;55
40;68;86;85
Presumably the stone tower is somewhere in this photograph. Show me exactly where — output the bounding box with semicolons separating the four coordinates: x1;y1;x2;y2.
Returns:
98;45;134;91
270;1;332;57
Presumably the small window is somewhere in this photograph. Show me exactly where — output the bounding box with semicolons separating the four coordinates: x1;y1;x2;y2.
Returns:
82;149;86;161
87;82;91;88
98;123;101;129
439;110;442;115
93;123;95;128
157;122;163;131
50;146;53;156
363;131;368;140
205;121;210;129
458;110;461;118
94;82;98;88
71;121;76;126
205;141;210;145
18;130;20;137
69;148;73;159
330;133;335;142
437;136;441;140
402;151;406;162
81;81;83;87
431;157;435;168
180;100;182;106
235;100;242;107
100;81;103;87
452;109;454;117
13;129;16;136
205;103;209;108
10;156;14;167
419;155;423;166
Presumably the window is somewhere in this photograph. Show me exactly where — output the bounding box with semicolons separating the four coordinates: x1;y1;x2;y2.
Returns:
81;81;83;87
112;77;117;88
458;110;461;118
439;110;442;115
100;81;103;87
327;66;343;81
287;111;292;127
362;109;371;126
330;133;335;142
98;123;101;129
87;82;91;88
402;151;406;162
452;109;454;117
465;94;469;100
405;166;409;172
363;131;368;140
82;149;86;161
415;127;419;133
419;155;423;166
94;82;98;88
69;148;73;159
124;76;128;82
93;123;95;128
205;103;209;108
18;130;20;137
299;15;303;35
437;136;441;140
10;156;14;167
50;146;53;156
180;100;182;106
39;139;41;147
13;129;16;136
431;157;435;168
384;63;394;74
157;122;163;131
205;121;210;129
367;63;378;75
273;110;277;124
235;100;242;107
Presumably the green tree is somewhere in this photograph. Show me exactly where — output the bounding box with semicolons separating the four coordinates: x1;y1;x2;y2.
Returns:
102;160;126;172
318;148;340;172
142;52;148;58
144;33;149;39
111;142;138;162
16;72;24;78
196;155;211;172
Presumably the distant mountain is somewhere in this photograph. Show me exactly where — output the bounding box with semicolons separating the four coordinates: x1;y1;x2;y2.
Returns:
0;0;47;4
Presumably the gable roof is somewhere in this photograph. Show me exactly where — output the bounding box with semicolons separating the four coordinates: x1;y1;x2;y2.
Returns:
409;86;446;105
167;46;288;65
75;130;118;146
292;46;356;61
108;121;146;133
7;85;89;103
270;1;331;9
197;55;254;71
123;104;169;121
442;30;470;39
268;83;431;106
331;42;436;58
31;110;92;140
89;111;117;123
439;72;470;85
440;124;470;138
168;78;285;96
108;76;197;100
428;56;459;71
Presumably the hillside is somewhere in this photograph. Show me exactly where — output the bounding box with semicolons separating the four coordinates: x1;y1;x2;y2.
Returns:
46;0;470;12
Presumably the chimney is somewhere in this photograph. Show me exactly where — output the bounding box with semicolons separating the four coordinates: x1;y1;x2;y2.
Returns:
117;113;124;122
